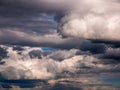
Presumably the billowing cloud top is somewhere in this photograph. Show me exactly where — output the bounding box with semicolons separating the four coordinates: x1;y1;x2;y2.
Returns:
58;0;120;41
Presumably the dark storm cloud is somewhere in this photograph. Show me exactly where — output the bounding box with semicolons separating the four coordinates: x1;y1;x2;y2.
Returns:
0;47;7;60
0;0;64;35
0;13;57;35
99;47;120;61
79;43;107;54
0;28;91;49
0;0;66;15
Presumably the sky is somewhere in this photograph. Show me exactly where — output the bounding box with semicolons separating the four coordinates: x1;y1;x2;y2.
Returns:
0;0;120;58
0;0;120;80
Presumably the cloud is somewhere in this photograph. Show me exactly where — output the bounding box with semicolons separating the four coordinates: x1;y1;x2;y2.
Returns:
0;27;112;53
1;0;120;36
0;45;84;79
0;47;7;60
0;1;120;88
79;43;107;54
49;49;80;61
1;0;120;47
0;12;57;34
58;0;120;41
100;47;120;61
0;45;119;80
0;0;69;13
0;28;91;49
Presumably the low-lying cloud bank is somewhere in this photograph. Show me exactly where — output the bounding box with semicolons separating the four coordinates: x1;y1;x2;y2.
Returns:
0;45;119;80
0;45;86;79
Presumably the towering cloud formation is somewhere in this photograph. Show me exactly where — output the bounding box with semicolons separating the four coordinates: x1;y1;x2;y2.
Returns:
58;0;120;41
